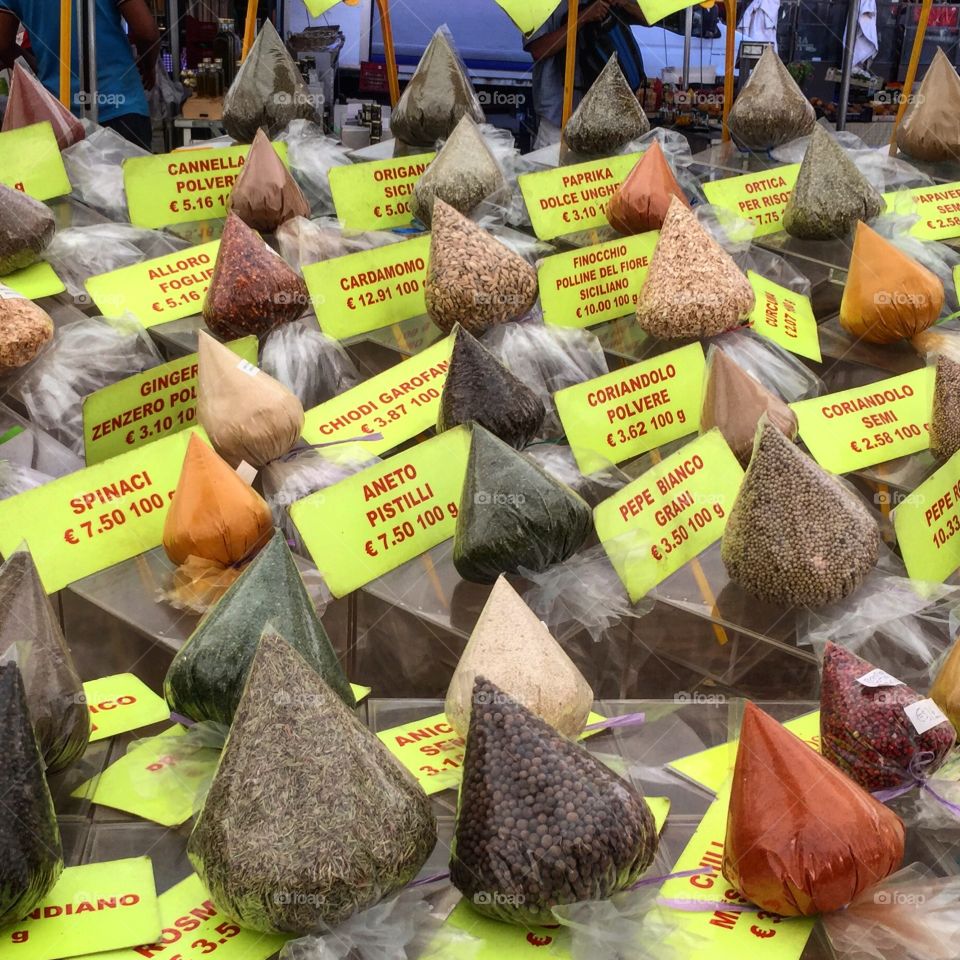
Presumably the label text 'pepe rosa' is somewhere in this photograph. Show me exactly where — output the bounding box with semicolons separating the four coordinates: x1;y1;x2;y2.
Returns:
166;154;245;195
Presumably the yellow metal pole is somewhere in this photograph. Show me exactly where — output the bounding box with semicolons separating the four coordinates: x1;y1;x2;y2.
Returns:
59;0;71;108
561;0;579;127
375;0;401;107
241;0;257;61
722;0;736;141
889;0;933;155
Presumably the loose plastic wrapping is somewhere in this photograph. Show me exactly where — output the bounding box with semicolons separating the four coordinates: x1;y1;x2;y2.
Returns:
636;197;755;339
276;121;352;219
931;633;960;731
0;290;54;374
0;663;63;926
165;529;354;725
560;55;649;163
411;114;509;227
0;182;55;275
188;630;436;934
0;461;51;501
390;26;484;148
276;215;403;274
606;140;689;235
930;354;960;460
197;332;305;468
2;60;85;149
450;676;657;925
424;199;538;335
727;46;816;151
437;324;545;449
526;444;630;508
222;20;321;142
202;214;309;338
444;576;593;739
721;420;881;607
0;403;84;478
227;128;310;233
896;48;960;163
15;315;162;457
0;548;89;772
453;426;592;583
782;125;885;240
839;221;944;344
820;642;955;792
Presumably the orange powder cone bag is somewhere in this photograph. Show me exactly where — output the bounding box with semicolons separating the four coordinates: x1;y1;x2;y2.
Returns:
606;141;688;235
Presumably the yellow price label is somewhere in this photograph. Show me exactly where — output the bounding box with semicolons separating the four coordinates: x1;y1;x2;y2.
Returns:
0;122;72;200
492;0;563;32
82;337;257;465
1;262;65;300
291;425;471;597
791;367;934;474
518;153;640;241
555;342;705;475
329;154;435;230
884;182;960;240
84;673;171;742
746;271;821;362
303;0;344;13
637;0;704;24
595;430;744;602
702;165;799;238
540;231;658;328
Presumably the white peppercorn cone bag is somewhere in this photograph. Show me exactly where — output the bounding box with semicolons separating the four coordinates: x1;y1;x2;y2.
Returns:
197;331;304;468
896;48;960;163
445;576;592;739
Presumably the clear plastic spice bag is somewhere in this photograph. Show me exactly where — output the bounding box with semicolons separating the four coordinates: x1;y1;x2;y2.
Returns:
223;21;321;143
0;182;55;274
276;215;402;274
0;286;54;374
449;676;658;925
0;547;89;772
606;140;689;235
896;48;960;163
0;662;63;926
276;121;352;219
187;629;436;934
0;461;51;501
0;404;83;478
165;529;354;725
930;354;960;461
2;60;85;149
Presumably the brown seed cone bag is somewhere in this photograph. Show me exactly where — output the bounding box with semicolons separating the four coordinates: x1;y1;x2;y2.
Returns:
227;129;309;233
203;213;308;338
197;331;304;468
701;347;797;463
930;354;960;461
2;61;85;149
163;434;273;567
0;182;56;275
425;199;538;335
839;222;943;344
896;48;960;163
724;702;905;916
931;635;960;733
606;140;688;235
636;196;754;338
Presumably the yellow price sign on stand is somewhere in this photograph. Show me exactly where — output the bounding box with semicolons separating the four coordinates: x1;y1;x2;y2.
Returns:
702;165;799;238
746;271;821;362
84;674;171;742
492;0;563;32
329;154;435;231
1;262;65;300
636;0;704;24
884;182;960;240
0;122;72;200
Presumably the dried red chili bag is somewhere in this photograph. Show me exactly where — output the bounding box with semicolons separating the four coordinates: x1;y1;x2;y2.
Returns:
820;642;956;792
724;701;905;916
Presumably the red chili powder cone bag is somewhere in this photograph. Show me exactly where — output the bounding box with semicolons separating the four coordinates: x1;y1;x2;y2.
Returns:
724;701;905;916
2;61;85;149
606;141;688;235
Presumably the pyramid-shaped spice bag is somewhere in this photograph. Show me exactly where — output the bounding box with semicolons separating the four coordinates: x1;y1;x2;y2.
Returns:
454;426;592;583
166;529;354;725
727;46;816;151
411;114;507;227
0;663;63;926
438;324;545;449
228;128;309;233
820;642;955;792
721;421;880;606
425;199;538;335
931;633;960;732
198;331;304;467
163;434;273;568
0;181;56;275
701;346;797;464
2;60;85;149
188;630;436;934
897;48;960;162
203;213;308;338
839;222;943;344
606;140;688;235
636;196;754;338
0;286;54;374
0;548;89;773
223;20;320;142
930;354;960;460
724;702;904;916
561;54;649;161
783;125;885;239
445;576;592;739
450;676;657;924
390;27;484;148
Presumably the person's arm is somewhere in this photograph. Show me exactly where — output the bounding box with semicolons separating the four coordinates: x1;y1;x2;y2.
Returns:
525;1;612;62
609;0;648;26
118;0;160;91
0;10;35;71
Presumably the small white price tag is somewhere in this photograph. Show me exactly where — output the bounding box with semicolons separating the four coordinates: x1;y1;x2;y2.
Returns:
903;698;950;735
237;359;260;378
857;668;903;688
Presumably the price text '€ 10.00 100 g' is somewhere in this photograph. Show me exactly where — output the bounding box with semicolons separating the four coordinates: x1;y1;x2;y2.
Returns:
62;475;173;546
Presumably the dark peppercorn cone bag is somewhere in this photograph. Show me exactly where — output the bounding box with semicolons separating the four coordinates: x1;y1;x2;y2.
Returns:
896;48;960;163
453;426;592;583
0;662;63;925
188;629;435;934
606;140;688;235
0;181;56;275
820;642;956;792
450;676;657;925
0;547;89;773
724;701;904;916
929;354;960;460
2;60;85;149
165;528;355;725
437;324;545;449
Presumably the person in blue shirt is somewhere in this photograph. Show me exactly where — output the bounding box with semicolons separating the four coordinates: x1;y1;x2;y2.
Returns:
0;0;160;150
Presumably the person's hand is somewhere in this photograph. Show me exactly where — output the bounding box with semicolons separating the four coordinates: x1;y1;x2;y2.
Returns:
138;60;156;91
580;0;612;24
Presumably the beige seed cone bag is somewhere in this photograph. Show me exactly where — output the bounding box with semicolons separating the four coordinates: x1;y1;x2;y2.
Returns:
896;49;960;163
930;354;960;461
445;575;593;739
197;331;304;468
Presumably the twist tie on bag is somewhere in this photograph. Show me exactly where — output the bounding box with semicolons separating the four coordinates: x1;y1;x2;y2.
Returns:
277;434;384;462
628;867;715;892
407;872;450;888
653;869;764;912
872;750;960;817
583;712;646;732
